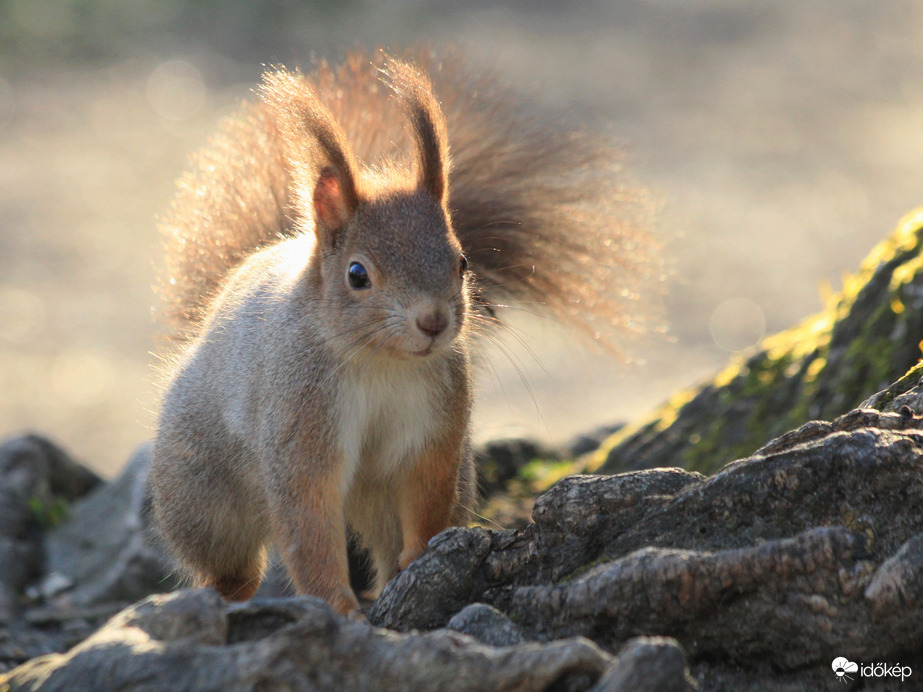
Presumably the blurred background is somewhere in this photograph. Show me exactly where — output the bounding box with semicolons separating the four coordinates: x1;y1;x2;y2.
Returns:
1;0;922;476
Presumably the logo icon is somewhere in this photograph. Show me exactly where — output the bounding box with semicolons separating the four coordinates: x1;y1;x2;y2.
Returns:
832;657;858;683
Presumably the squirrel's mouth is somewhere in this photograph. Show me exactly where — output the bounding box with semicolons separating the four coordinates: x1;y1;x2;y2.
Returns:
410;345;434;357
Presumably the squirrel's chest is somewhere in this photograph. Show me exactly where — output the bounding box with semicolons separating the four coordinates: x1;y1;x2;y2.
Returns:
336;366;447;478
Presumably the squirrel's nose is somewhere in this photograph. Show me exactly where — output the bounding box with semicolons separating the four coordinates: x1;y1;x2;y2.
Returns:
416;310;448;338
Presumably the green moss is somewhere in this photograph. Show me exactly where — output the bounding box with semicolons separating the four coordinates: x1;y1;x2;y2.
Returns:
596;207;923;477
518;457;580;494
28;495;70;528
873;360;923;410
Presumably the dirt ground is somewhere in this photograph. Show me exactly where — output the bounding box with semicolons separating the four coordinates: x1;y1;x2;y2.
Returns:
1;1;922;476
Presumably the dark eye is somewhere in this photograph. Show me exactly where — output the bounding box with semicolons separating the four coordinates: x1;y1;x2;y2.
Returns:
459;254;468;276
347;262;371;290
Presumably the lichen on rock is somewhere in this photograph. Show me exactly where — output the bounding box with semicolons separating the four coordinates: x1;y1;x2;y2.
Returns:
595;207;923;475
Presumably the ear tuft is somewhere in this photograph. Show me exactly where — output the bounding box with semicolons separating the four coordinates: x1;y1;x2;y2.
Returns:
380;56;450;204
259;67;360;243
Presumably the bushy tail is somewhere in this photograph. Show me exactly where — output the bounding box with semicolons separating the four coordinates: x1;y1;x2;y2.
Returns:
157;48;659;347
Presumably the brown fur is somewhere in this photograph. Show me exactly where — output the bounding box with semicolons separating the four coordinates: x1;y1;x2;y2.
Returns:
150;50;654;615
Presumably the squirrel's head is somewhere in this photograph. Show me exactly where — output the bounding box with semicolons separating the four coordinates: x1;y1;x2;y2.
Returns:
261;59;469;361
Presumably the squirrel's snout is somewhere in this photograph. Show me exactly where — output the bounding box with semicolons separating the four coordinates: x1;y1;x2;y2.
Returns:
395;301;456;358
415;309;448;338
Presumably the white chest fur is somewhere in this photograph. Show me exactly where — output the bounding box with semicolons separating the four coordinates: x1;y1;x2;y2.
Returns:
337;361;444;487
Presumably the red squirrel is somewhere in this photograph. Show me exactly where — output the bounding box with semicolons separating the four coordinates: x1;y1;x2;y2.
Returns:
150;50;653;616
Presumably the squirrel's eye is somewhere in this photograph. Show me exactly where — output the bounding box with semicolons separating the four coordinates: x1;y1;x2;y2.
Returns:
459;254;468;277
347;262;371;290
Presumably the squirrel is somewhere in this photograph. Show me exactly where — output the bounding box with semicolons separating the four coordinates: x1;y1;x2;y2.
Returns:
149;49;654;616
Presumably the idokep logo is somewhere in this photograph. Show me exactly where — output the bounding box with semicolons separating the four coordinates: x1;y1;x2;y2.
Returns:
832;657;912;683
832;657;858;682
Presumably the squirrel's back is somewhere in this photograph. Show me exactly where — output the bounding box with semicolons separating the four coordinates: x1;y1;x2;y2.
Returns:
157;48;657;347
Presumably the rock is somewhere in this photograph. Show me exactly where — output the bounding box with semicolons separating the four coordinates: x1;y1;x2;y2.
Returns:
591;637;694;692
368;527;494;631
0;435;103;621
565;423;623;457
861;360;923;413
0;434;102;502
595;208;923;475
475;437;562;498
5;403;923;688
0;487;39;622
42;442;178;608
0;435;105;670
371;405;923;680
445;603;528;647
499;527;870;665
0;589;629;692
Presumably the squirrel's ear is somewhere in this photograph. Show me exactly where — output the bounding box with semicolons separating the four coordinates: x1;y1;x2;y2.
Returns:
259;67;359;241
381;57;450;204
313;166;353;235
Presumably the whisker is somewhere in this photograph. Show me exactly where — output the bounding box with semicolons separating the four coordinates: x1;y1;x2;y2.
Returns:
471;325;544;429
460;505;508;532
469;314;550;378
332;322;393;375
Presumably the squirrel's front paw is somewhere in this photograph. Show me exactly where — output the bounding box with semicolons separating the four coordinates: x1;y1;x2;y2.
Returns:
398;544;425;572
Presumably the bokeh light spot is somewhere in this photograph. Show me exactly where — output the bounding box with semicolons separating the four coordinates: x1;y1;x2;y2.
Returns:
51;351;115;407
709;298;766;352
147;60;205;121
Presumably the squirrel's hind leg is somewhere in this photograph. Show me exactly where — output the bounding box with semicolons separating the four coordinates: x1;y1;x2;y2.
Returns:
195;547;268;601
167;509;270;601
151;439;271;602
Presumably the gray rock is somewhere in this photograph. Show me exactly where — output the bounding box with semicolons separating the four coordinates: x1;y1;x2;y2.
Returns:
372;407;923;678
0;488;38;621
0;435;102;622
498;527;871;667
0;434;101;502
590;637;695;692
7;381;923;688
566;423;623;457
43;443;178;608
368;526;494;631
476;437;563;498
445;603;528;647
862;363;923;413
597;212;923;477
1;589;620;692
